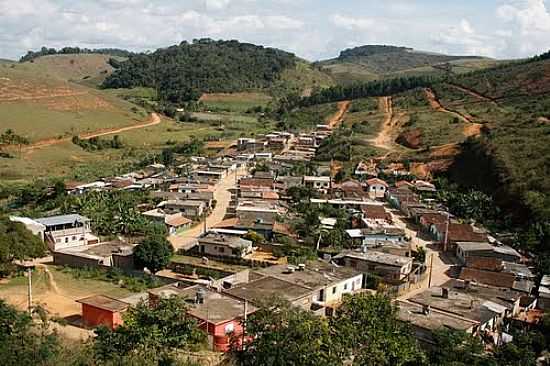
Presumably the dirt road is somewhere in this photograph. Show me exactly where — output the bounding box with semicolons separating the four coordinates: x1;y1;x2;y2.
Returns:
388;208;453;300
446;83;499;105
169;166;246;250
369;96;406;152
424;88;483;137
328;101;351;128
21;112;162;152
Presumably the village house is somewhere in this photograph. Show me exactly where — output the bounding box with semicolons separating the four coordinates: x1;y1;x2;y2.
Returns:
53;241;135;270
334;249;413;281
303;176;331;193
458;266;535;294
409;279;525;344
157;200;206;219
366;178;389;199
396;300;478;346
142;209;193;235
77;295;130;330
386;186;419;210
456;242;521;264
331;179;367;200
239;177;275;190
12;214;99;251
346;225;407;246
236;201;286;225
225;261;364;315
149;284;255;352
195;233;254;258
360;204;393;226
430;223;488;252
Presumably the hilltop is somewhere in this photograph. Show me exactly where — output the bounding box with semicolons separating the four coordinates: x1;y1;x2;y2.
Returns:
318;44;497;84
102;39;331;103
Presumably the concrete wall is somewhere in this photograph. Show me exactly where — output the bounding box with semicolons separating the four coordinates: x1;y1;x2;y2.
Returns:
324;275;364;304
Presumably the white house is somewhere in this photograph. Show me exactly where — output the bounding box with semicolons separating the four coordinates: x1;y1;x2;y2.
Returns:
366;178;389;199
303;176;331;193
13;214;99;251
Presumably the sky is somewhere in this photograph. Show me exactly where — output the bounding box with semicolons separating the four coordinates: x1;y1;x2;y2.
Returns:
1;0;549;61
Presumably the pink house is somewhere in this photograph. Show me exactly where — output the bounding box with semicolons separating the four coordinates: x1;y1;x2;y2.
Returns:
148;284;256;352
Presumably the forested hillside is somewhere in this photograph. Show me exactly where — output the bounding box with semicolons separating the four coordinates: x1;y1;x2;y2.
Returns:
102;39;299;103
19;46;134;62
441;56;550;251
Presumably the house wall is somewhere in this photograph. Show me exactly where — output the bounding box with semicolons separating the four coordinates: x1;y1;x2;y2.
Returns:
81;304;123;330
362;234;406;245
198;243;241;258
368;184;386;198
323;275;364;304
53;252;101;268
344;257;410;281
237;209;277;223
50;232;89;251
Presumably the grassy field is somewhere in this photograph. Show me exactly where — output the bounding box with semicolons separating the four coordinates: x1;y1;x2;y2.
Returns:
0;61;148;143
343;97;386;138
199;92;272;113
272;61;335;97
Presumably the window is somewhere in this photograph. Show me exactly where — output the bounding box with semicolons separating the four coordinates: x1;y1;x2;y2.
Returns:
344;283;348;290
332;286;337;294
65;237;69;243
72;236;76;241
218;246;225;253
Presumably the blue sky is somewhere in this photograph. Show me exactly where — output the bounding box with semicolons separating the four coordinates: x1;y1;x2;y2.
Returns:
1;0;549;60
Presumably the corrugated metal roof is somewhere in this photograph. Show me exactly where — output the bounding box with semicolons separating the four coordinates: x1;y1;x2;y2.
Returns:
35;214;89;226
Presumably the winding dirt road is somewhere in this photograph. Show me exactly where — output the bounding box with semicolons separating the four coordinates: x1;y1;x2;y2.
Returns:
21;112;162;152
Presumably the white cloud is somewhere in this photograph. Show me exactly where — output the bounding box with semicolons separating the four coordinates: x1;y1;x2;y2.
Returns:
331;14;376;31
205;0;232;11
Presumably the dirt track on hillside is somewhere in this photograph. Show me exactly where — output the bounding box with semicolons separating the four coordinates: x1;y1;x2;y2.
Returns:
328;101;351;128
21;112;162;153
370;96;407;152
424;88;482;137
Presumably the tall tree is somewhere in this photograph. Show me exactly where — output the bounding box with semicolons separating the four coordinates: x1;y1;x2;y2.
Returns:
94;296;206;363
0;217;47;276
330;293;427;366
233;300;342;366
133;234;174;274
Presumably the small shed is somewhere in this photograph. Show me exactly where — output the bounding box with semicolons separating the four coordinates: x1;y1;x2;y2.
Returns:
77;295;130;330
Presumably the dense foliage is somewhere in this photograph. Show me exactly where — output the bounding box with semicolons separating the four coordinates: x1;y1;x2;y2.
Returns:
233;294;426;366
102;39;297;103
0;217;47;276
72;135;124;152
94;296;206;363
19;46;134;62
0;129;29;145
338;45;413;59
60;190;165;236
275;74;441;114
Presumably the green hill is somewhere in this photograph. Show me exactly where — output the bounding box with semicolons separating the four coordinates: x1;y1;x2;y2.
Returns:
102;39;323;103
318;45;497;84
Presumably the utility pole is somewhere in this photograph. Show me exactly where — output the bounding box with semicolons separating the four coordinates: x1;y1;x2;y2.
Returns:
443;211;450;252
27;267;32;314
428;253;434;288
242;300;248;350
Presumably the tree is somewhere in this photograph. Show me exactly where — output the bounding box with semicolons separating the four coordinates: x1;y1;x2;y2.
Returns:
133;234;174;274
429;329;495;366
330;293;427;366
0;300;63;365
0;217;47;276
232;300;341;366
94;296;206;363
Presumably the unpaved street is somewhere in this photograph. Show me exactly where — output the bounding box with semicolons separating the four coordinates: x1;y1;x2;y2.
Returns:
169;166;246;250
